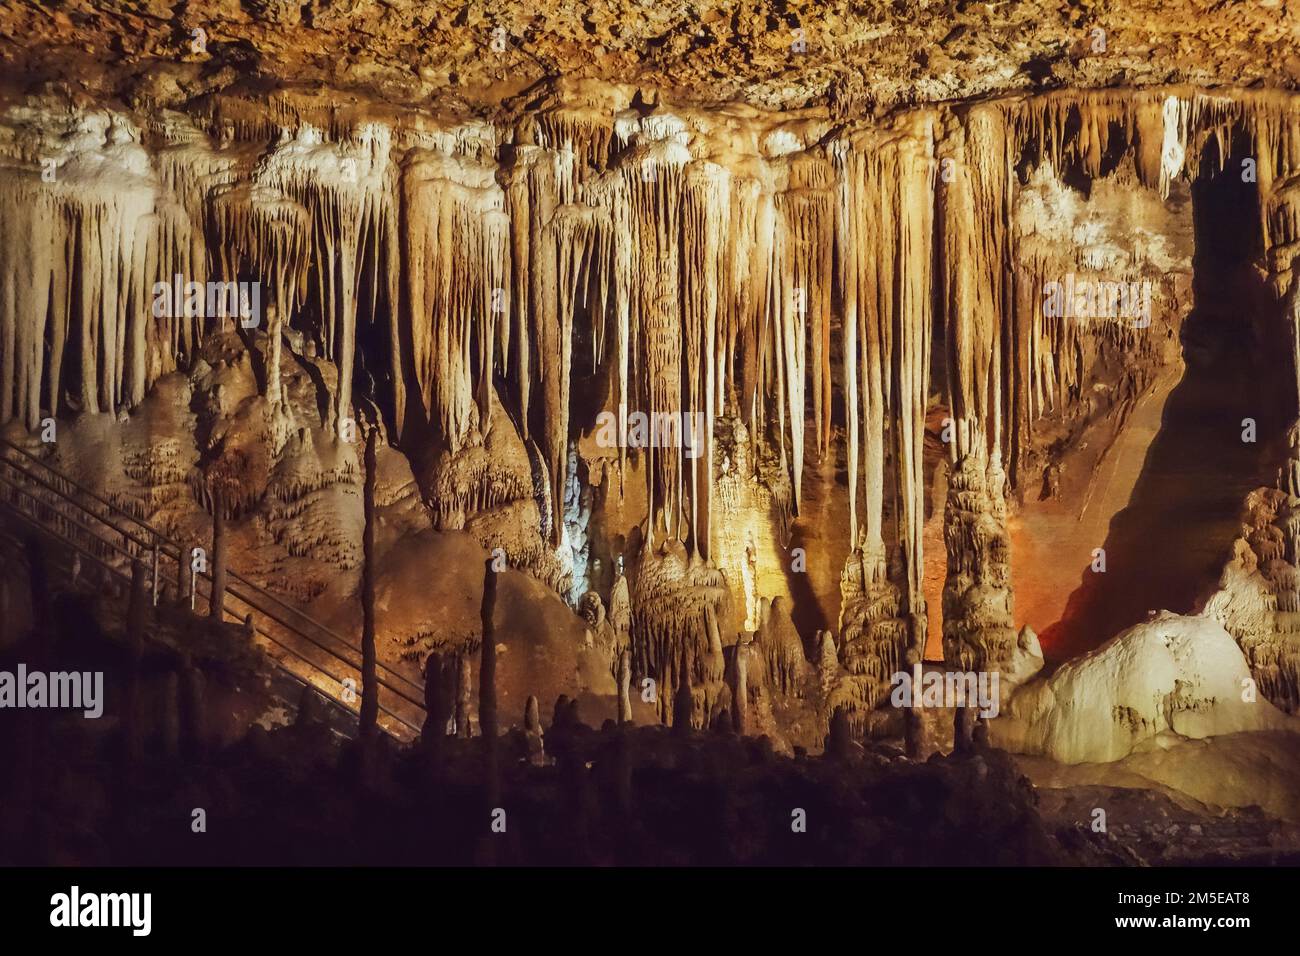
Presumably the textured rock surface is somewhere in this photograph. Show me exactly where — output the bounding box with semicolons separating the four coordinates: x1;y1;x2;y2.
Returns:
10;0;1300;873
1203;426;1300;715
5;1;1300;779
995;611;1297;764
3;0;1299;114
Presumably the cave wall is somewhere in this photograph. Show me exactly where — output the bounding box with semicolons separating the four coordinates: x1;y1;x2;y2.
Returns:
6;84;1300;726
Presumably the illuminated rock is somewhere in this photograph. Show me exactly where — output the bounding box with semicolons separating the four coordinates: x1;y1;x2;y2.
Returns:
994;611;1298;764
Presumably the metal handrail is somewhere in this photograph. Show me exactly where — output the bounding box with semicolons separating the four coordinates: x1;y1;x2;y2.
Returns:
0;477;423;737
0;462;140;564
0;436;426;705
0;438;426;739
0;436;165;551
0;437;421;697
0;494;420;738
221;565;426;702
193;572;426;714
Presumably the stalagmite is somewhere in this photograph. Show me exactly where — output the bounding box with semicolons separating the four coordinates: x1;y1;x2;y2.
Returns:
628;536;730;725
673;671;694;736
523;695;546;765
124;557;148;765
617;649;632;724
733;640;750;737
456;653;473;739
826;707;853;762
208;485;227;621
1204;425;1300;714
940;454;1034;748
480;556;500;805
359;426;379;752
423;652;454;759
159;670;181;760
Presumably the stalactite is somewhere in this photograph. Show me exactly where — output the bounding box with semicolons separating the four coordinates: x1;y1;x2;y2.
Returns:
890;122;936;628
208;181;311;409
829;116;939;733
401;146;507;452
830;141;861;547
777;153;833;490
0;113;155;426
542;202;609;544
9;89;1300;751
617;136;689;543
938;106;1012;467
260;124;397;435
680;162;730;558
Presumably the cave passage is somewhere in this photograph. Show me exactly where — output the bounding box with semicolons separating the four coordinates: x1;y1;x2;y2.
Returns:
1042;141;1291;661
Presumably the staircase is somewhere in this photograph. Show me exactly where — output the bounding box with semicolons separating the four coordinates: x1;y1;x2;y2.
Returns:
0;435;426;741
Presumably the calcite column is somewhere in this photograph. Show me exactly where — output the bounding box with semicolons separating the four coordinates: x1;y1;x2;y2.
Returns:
940;454;1034;749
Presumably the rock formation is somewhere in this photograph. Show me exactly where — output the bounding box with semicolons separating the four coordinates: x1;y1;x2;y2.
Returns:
1203;425;1300;715
994;611;1297;764
5;0;1300;851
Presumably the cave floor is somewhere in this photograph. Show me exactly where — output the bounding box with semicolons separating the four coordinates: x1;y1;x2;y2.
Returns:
1033;779;1300;866
1017;727;1300;863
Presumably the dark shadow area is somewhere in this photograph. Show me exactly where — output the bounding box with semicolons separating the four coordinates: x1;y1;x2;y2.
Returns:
1042;134;1293;662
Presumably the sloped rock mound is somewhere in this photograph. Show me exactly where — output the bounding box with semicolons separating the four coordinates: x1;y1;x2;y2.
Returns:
995;611;1298;764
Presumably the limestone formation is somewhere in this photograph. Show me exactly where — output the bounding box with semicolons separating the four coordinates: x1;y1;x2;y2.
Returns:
1204;428;1300;715
5;3;1300;864
994;612;1297;764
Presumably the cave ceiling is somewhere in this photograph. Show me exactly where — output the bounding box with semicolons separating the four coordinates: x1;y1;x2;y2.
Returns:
2;0;1297;115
